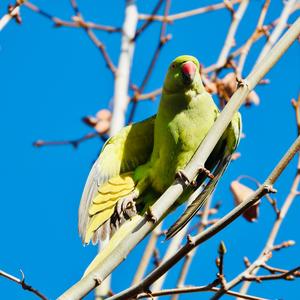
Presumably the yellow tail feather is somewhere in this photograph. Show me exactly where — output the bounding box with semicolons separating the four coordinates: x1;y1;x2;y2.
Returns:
83;215;143;277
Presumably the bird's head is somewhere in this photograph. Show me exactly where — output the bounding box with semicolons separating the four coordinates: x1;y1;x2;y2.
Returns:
163;55;204;94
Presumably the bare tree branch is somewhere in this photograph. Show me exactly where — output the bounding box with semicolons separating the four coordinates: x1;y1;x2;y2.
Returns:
33;132;105;148
215;0;249;70
0;269;48;300
131;223;163;285
137;285;267;300
254;0;297;67
0;0;25;31
23;1;121;32
128;0;171;123
138;0;242;22
109;0;138;135
237;0;271;76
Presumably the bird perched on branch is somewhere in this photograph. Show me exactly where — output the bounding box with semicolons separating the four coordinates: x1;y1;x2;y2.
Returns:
79;55;241;273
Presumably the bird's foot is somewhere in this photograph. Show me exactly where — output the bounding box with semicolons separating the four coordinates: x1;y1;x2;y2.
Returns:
198;166;214;179
175;169;192;186
146;207;157;223
116;191;138;220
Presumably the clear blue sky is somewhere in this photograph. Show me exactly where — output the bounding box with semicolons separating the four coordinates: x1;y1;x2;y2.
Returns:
0;1;299;299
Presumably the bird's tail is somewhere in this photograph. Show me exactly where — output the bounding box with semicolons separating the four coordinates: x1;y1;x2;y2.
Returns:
83;214;143;277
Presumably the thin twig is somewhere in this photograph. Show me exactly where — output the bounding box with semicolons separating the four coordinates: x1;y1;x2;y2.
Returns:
109;0;138;135
0;269;48;300
137;285;267;300
244;266;300;282
134;0;164;41
128;0;171;123
237;0;271;76
69;0;117;74
254;0;297;68
33;132;104;148
171;197;213;300
215;0;249;70
24;2;121;32
138;0;241;22
131;223;162;285
136;88;162;101
0;0;25;31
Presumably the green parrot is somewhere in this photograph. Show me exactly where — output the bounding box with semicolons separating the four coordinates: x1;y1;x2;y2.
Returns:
79;55;241;272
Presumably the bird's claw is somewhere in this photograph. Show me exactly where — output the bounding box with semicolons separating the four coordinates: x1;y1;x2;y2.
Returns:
146;207;157;223
198;166;214;179
175;169;191;186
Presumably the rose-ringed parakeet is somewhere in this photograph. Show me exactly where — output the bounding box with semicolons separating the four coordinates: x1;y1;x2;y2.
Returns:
79;55;241;261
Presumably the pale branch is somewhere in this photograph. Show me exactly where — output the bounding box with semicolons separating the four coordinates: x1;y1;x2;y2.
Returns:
109;0;138;135
151;192;206;296
244;266;300;282
171;196;213;300
137;285;267;300
216;241;227;288
135;88;162;102
215;0;249;70
261;263;300;276
57;17;300;300
69;0;117;75
0;0;25;31
133;0;164;41
138;0;242;22
254;0;297;68
23;2;121;32
237;0;271;76
128;0;171;123
151;207;191;297
0;269;48;300
32;132;105;149
291;93;300;135
131;223;163;285
203;17;281;74
96;2;138;298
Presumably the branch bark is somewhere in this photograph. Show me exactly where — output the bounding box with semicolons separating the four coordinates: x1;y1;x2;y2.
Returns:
137;285;267;300
109;0;138;135
0;0;25;31
254;0;297;68
0;269;48;300
58;16;300;300
138;0;241;22
215;0;249;70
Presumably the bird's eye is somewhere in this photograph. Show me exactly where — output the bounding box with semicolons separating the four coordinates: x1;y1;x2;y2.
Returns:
171;63;176;69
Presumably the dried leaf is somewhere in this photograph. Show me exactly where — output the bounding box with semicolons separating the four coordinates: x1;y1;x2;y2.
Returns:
96;109;112;121
218;73;261;107
82;116;98;127
94;120;110;134
231;152;241;161
230;180;259;222
245;90;260;106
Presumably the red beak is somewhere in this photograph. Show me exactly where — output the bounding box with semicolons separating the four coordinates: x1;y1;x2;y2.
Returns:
181;61;196;82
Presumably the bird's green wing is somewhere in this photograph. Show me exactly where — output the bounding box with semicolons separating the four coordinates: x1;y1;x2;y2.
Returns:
166;112;242;239
79;115;156;243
